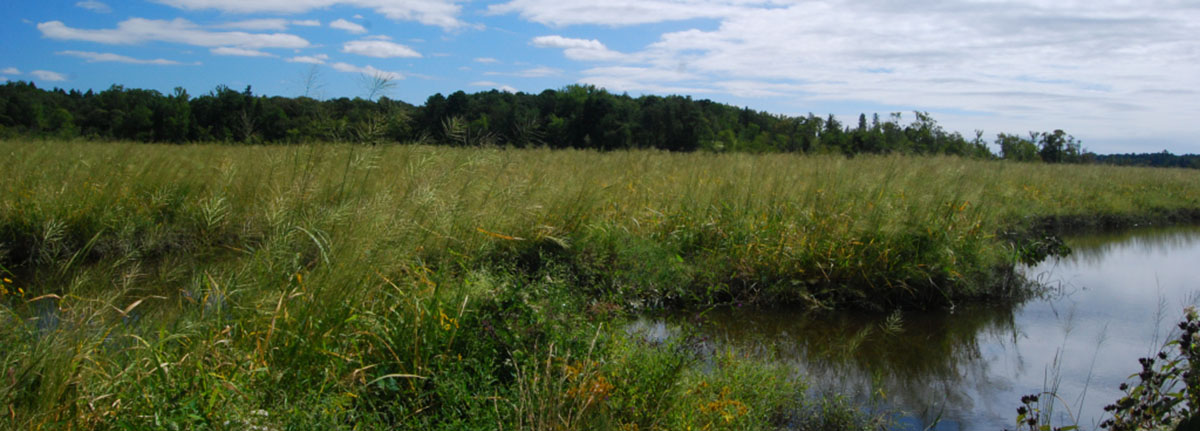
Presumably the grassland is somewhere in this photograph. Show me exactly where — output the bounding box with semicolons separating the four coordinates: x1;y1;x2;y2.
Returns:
2;140;1200;429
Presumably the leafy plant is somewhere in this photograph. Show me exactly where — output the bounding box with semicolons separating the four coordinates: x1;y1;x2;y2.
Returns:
1098;307;1200;430
1009;306;1200;431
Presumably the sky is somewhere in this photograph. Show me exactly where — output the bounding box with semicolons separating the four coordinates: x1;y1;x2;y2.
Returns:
2;0;1198;154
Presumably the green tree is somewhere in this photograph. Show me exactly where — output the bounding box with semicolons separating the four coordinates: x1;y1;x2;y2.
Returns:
996;133;1040;162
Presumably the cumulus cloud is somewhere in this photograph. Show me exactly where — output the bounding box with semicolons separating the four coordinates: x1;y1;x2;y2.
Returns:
75;0;112;13
330;18;367;34
211;46;276;57
2;67;20;75
342;39;421;58
287;54;330;64
495;0;1200;150
31;70;68;81
152;0;466;30
474;57;499;64
531;35;625;61
57;50;184;65
293;19;321;27
38;18;309;49
330;62;402;79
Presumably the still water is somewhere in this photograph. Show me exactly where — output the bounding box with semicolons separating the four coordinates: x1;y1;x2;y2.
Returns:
631;226;1200;430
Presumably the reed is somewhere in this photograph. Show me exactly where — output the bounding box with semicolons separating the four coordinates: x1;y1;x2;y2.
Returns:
2;140;1198;428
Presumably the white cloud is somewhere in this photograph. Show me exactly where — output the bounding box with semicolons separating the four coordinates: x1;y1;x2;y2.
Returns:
0;76;7;82
2;67;20;75
57;50;184;65
152;0;466;30
470;81;517;93
38;18;309;49
293;19;321;27
215;18;290;31
75;0;112;13
487;66;561;78
579;66;709;95
342;39;421;58
475;57;499;64
491;0;1200;152
30;70;68;81
287;54;329;64
516;66;560;77
330;62;402;80
531;35;604;51
582;66;697;83
211;46;276;57
330;18;367;34
711;80;807;98
532;35;625;61
579;76;711;96
488;0;770;26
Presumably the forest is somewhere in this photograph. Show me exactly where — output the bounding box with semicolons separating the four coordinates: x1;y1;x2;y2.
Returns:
0;79;1194;167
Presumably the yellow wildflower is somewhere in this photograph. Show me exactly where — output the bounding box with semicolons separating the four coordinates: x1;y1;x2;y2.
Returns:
439;309;457;331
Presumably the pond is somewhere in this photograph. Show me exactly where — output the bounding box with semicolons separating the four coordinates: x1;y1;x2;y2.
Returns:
629;226;1200;430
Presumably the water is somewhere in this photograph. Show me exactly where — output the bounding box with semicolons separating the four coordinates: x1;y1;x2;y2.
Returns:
630;226;1200;430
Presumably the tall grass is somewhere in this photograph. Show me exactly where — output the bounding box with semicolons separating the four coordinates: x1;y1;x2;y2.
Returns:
1;140;1199;428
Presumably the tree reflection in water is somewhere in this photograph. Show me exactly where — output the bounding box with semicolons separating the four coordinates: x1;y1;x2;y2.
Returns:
630;226;1200;431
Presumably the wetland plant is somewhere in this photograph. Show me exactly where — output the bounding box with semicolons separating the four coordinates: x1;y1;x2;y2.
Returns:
1011;306;1200;431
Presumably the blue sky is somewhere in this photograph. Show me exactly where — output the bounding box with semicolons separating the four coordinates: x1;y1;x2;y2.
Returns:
2;0;1198;153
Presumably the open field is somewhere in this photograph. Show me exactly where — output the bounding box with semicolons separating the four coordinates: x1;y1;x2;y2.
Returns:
3;140;1200;429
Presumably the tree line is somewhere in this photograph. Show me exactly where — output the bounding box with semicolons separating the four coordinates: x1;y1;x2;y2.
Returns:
0;80;1193;166
1093;151;1200;169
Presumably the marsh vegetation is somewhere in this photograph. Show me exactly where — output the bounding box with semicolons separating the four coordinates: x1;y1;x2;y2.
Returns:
2;141;1200;429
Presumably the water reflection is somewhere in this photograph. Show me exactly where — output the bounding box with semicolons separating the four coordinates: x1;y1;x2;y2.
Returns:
635;226;1200;430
